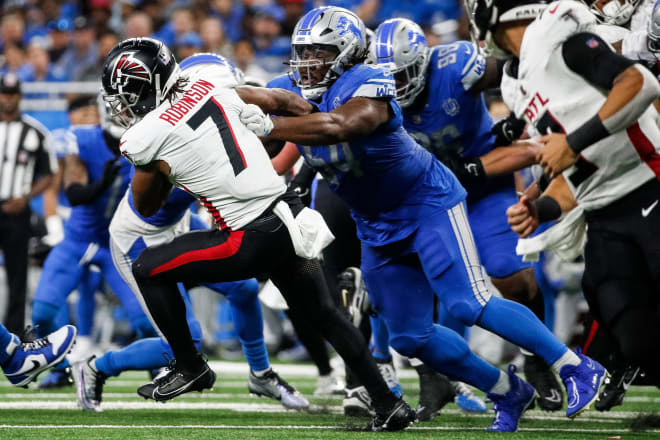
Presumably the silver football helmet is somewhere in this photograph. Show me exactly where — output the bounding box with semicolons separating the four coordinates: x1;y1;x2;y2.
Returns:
368;18;430;108
583;0;641;26
648;0;660;52
289;6;367;100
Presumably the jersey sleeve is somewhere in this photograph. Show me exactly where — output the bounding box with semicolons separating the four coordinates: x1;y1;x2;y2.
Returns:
447;41;487;91
119;128;159;167
350;65;396;99
52;128;79;158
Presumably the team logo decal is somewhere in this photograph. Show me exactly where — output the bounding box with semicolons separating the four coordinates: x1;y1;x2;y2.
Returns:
333;96;342;109
110;51;152;90
443;98;460;116
336;15;362;40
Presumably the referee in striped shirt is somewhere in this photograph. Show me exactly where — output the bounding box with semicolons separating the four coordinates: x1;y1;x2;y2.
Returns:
0;72;56;333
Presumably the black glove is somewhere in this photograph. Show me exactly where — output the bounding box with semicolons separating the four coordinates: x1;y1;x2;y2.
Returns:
491;113;526;147
288;162;316;206
442;150;486;185
101;157;122;187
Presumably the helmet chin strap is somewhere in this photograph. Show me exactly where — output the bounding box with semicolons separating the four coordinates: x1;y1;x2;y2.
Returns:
155;73;162;107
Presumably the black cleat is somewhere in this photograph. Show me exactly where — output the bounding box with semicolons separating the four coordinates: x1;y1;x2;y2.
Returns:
415;365;455;421
523;354;563;411
368;400;417;432
140;357;216;402
595;365;640;411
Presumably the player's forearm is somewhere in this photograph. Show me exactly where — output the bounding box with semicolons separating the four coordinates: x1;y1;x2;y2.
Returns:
236;86;313;116
542;175;577;214
270;113;348;145
271;142;301;175
481;144;538;176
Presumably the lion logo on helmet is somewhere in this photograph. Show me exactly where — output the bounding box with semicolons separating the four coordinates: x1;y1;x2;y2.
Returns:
109;51;152;91
336;15;362;40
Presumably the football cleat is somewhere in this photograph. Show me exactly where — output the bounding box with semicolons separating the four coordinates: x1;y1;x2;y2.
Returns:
415;365;455;421
523;354;563;411
2;325;77;387
559;349;608;418
453;381;488;413
376;358;403;398
74;355;107;412
248;368;310;410
338;267;371;328
39;368;74;389
368;399;417;432
143;357;216;402
595;365;640;412
314;371;346;397
486;365;537;432
343;386;375;417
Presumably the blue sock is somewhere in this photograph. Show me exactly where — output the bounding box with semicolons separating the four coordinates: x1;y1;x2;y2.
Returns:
95;337;172;377
32;301;60;337
240;337;269;372
76;290;95;337
477;296;567;365
369;315;392;361
415;324;500;392
0;325;15;365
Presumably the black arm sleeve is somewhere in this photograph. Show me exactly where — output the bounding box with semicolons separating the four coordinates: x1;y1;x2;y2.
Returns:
562;32;637;90
290;162;317;188
64;181;106;206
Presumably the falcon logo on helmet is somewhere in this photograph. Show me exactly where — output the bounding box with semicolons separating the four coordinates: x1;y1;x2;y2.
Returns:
110;52;152;92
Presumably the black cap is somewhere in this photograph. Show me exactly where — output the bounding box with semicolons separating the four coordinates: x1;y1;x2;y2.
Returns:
74;16;91;31
0;73;21;94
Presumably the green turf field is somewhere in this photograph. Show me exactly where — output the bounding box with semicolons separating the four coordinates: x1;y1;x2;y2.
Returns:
1;360;658;440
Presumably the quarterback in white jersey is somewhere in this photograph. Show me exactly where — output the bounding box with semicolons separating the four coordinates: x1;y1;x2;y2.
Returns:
101;38;413;430
467;0;660;389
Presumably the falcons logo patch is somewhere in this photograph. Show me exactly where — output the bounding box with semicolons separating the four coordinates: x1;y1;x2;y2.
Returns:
110;51;151;91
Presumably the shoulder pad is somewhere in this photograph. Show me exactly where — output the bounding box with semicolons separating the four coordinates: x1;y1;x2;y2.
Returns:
534;1;597;44
119;124;159;166
349;64;396;99
51;128;78;158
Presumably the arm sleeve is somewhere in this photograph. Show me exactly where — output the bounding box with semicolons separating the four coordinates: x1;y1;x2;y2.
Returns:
33;132;57;177
562;32;637;90
64;181;106;206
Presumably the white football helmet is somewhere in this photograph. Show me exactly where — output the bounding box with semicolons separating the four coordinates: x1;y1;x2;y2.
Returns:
289;6;367;100
583;0;641;26
368;18;430;108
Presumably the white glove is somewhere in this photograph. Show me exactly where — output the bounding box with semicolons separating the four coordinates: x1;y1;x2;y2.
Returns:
240;104;273;137
43;215;64;247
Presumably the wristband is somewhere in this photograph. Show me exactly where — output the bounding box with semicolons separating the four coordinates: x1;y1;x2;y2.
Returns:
535;196;562;223
566;114;609;155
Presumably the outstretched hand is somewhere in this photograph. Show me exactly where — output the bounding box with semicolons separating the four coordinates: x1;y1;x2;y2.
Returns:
506;194;539;238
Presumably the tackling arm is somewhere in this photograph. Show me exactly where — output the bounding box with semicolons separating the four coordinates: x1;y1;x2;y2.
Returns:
235;86;314;116
268;97;390;145
130;161;173;218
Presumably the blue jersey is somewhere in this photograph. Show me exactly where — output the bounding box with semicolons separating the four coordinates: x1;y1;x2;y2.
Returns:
402;42;514;201
64;125;131;244
127;175;197;227
298;64;465;245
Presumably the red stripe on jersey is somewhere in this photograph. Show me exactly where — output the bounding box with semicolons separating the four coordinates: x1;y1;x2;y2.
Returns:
149;230;244;276
582;320;599;355
200;196;229;231
627;122;660;179
210;97;247;168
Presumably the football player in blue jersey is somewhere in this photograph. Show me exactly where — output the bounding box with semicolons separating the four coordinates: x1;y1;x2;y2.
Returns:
31;95;156;388
367;18;564;412
73;53;308;413
265;6;607;431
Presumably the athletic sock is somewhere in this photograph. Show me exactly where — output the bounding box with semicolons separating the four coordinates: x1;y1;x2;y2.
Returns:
240;337;270;373
488;370;511;395
95;337;173;377
551;349;581;373
477;296;567;365
0;328;17;365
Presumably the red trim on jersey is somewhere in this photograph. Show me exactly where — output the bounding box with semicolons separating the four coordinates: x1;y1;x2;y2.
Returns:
547;110;566;134
200;196;230;231
582;320;599;355
627;122;660;180
210;97;247;168
149;230;245;276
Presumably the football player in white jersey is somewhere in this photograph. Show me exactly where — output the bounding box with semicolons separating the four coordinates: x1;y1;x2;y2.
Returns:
465;0;660;389
101;38;415;431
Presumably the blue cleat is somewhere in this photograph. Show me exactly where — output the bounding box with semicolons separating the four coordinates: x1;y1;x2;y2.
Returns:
486;365;537;432
2;325;77;387
559;349;608;418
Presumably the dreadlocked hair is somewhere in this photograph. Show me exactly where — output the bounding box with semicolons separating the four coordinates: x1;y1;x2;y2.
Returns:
165;76;189;105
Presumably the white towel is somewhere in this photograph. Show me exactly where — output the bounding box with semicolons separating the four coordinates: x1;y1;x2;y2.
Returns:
272;201;335;260
516;206;587;262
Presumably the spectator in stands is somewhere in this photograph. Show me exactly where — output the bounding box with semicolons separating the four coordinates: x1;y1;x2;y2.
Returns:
123;11;153;39
174;32;203;62
233;38;269;83
88;0;113;36
46;19;72;65
279;0;308;37
56;17;97;81
21;40;68;86
153;7;196;47
210;0;245;43
200;17;231;57
0;43;28;77
1;14;25;52
249;4;290;75
78;32;118;82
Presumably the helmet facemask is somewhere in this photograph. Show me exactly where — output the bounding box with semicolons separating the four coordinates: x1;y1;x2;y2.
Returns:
391;55;428;108
290;44;341;100
586;0;640;26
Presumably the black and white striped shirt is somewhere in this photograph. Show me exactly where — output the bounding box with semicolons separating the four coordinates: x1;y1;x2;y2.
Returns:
0;114;57;201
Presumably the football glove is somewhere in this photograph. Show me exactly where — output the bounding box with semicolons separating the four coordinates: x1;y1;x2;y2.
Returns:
491;113;526;147
240;104;273;137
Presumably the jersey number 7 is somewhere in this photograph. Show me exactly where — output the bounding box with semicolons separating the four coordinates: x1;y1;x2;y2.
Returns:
187;97;247;176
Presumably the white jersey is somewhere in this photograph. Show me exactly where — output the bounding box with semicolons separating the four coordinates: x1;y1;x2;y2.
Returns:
631;0;656;31
120;67;285;230
502;1;660;211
